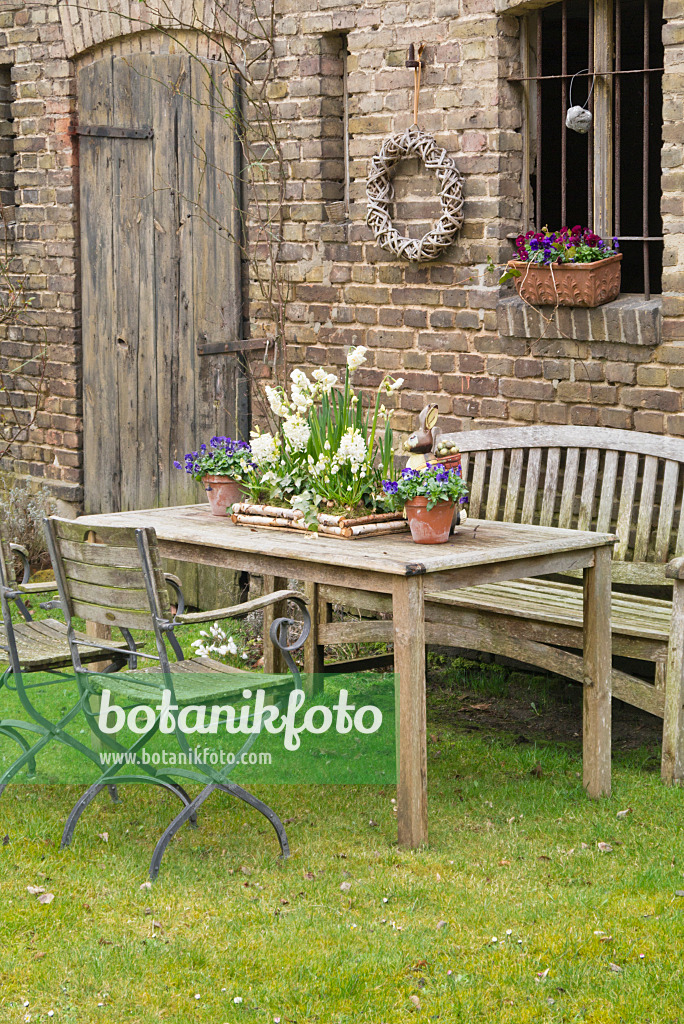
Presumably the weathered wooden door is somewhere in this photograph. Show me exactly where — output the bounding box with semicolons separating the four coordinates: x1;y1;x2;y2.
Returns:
78;53;243;513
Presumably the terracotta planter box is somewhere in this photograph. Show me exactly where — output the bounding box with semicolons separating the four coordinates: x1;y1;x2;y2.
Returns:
508;253;622;308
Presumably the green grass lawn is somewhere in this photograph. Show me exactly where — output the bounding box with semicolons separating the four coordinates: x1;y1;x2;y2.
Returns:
1;608;683;1022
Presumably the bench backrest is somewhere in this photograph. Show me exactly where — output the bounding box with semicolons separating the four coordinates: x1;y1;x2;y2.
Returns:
440;425;684;587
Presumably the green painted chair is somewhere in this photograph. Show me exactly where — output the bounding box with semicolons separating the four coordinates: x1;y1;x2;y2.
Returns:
0;532;140;796
43;516;309;879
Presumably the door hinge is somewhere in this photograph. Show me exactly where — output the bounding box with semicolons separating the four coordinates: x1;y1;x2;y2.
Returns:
71;125;154;139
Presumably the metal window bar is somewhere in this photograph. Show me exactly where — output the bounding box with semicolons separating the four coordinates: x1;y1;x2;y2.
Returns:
510;0;663;298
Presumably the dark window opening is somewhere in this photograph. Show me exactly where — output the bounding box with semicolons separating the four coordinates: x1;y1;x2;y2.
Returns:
519;0;663;297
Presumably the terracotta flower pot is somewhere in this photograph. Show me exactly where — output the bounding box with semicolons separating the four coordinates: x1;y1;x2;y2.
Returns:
508;252;622;308
202;474;245;517
404;497;455;544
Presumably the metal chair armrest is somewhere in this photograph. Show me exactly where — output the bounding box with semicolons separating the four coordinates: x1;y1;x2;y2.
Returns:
163;573;186;618
175;589;307;625
9;544;30;585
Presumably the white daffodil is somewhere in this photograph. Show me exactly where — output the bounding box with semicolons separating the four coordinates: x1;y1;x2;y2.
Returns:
346;346;367;371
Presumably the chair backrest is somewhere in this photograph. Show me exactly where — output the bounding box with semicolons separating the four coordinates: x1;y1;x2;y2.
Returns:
44;517;172;630
440;425;684;587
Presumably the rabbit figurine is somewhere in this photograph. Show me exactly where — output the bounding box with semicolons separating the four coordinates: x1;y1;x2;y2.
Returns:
403;404;441;470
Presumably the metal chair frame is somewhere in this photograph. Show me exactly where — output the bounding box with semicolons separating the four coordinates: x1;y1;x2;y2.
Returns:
43;516;310;879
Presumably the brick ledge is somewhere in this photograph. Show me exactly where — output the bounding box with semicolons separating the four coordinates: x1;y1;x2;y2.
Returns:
497;293;662;346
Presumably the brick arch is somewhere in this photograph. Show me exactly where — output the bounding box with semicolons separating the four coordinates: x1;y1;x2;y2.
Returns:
58;0;224;58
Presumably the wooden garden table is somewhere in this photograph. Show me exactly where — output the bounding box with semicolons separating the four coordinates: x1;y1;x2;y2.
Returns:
76;505;615;848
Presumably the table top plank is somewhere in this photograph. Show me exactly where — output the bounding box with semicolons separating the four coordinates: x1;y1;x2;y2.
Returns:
77;505;615;578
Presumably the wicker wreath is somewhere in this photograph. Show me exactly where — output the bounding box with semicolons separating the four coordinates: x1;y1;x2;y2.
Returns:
366;124;465;263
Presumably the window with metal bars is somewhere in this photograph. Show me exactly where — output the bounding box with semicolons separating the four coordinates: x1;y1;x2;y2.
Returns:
513;0;663;298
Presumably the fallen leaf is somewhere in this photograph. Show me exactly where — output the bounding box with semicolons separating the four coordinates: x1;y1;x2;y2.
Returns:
304;871;315;880
280;898;289;905
598;842;613;853
369;820;378;827
33;951;46;960
409;994;421;1010
609;963;623;973
152;920;162;930
2;835;8;845
340;881;351;892
600;936;614;943
240;866;252;877
530;764;543;778
97;832;109;843
37;893;54;905
411;960;428;971
616;808;632;819
139;881;152;890
535;968;550;983
538;855;551;861
99;937;112;946
581;842;589;849
436;920;448;929
674;890;684;897
499;859;511;867
27;886;46;895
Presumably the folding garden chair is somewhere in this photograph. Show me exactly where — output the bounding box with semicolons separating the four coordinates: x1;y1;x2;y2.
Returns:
43;516;309;879
0;532;146;793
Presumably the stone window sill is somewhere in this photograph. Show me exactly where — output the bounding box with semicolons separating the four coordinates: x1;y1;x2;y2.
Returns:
497;293;662;346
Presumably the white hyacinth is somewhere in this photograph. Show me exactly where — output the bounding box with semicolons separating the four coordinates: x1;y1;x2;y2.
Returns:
265;384;289;418
250;431;278;467
346;346;367;371
282;416;311;452
335;428;367;469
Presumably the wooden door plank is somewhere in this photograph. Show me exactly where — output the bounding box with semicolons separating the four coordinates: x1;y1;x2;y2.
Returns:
79;57;119;514
191;59;241;451
112;54;158;512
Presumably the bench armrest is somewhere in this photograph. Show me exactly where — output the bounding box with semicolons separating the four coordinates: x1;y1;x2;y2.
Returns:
175;589;307;625
666;557;684;580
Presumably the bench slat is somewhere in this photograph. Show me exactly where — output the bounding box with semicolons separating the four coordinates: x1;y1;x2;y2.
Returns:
469;450;487;519
596;449;619;533
559;448;580;529
503;448;523;522
615;451;639;560
540;447;560;526
656;460;680;562
522;448;542;524
578;449;599;531
634;455;658;562
486;449;505;520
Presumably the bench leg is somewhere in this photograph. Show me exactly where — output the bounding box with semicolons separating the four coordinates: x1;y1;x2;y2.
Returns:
393;575;427;848
662;579;684;784
583;546;611;798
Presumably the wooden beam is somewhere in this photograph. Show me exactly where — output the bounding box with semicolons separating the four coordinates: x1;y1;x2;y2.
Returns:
583;545;612;798
393;575;427;849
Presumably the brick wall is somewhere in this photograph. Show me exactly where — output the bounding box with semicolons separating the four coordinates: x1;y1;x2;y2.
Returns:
0;0;684;513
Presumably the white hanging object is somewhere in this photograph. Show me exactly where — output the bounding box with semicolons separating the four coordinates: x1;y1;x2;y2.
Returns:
566;69;595;134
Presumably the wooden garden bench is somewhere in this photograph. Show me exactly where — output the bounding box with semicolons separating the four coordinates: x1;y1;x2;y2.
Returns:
313;426;684;785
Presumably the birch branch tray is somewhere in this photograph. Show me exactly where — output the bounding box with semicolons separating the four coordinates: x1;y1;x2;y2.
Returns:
230;503;409;539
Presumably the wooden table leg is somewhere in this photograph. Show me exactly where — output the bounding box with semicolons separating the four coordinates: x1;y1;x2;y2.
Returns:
583;546;611;798
262;574;287;675
302;581;325;697
393;575;427;848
